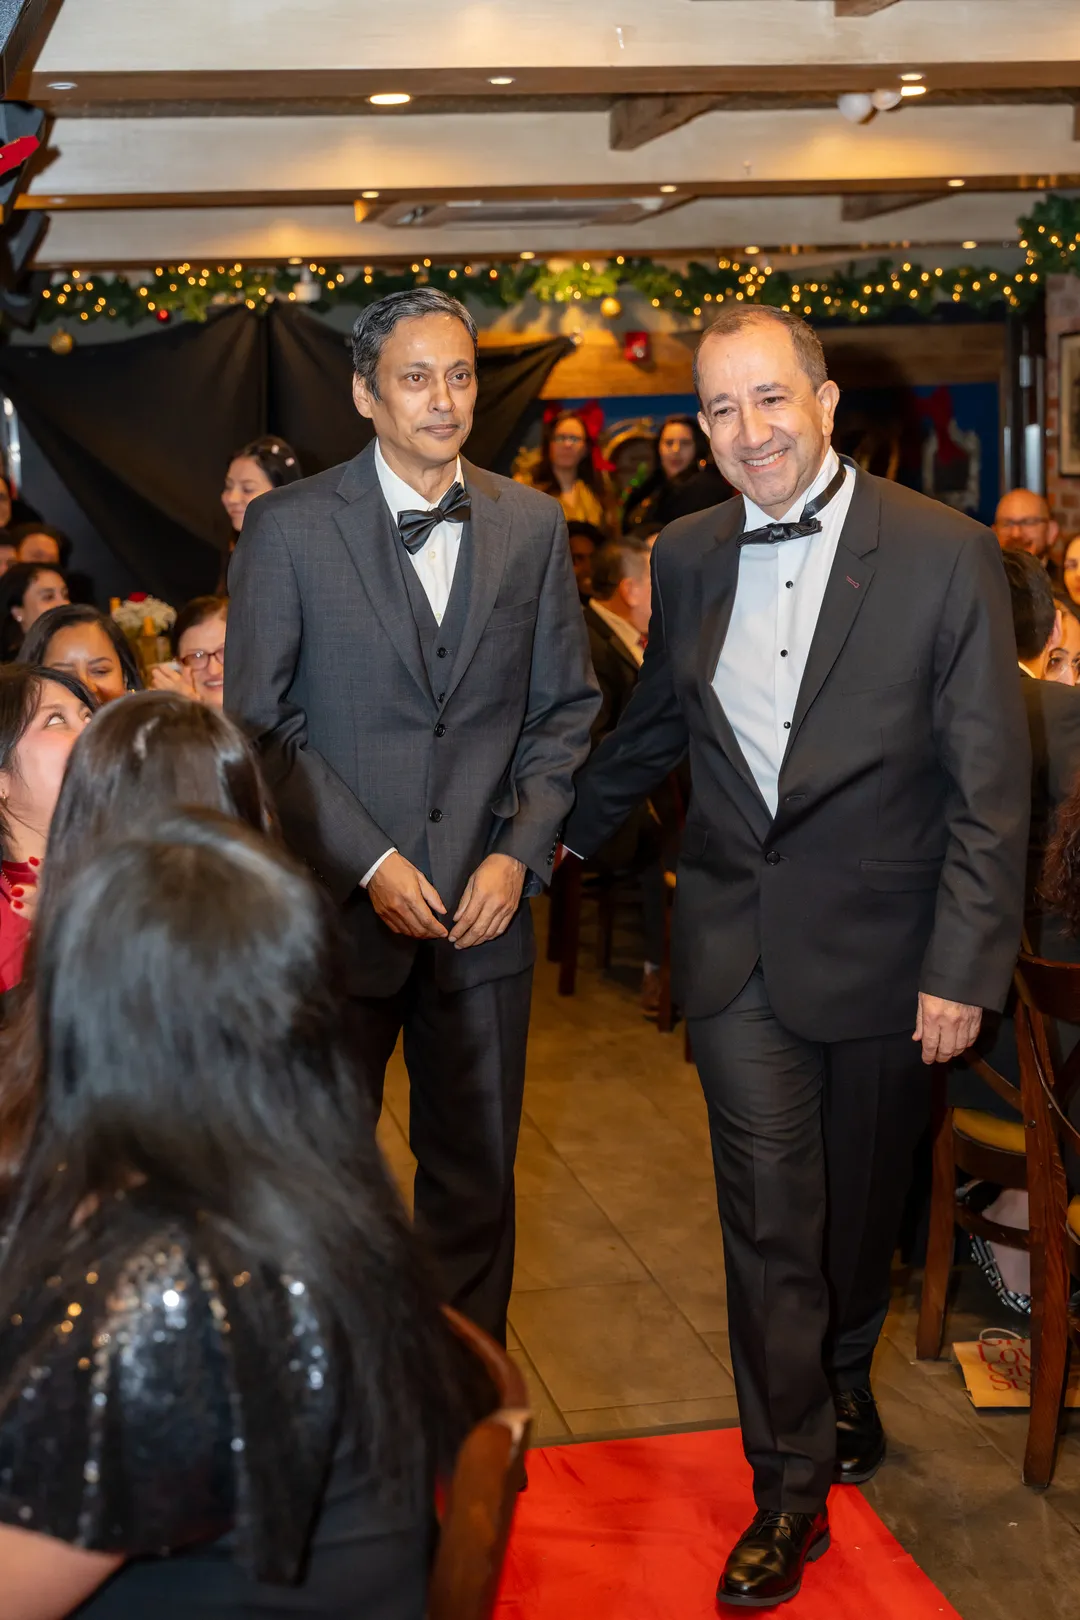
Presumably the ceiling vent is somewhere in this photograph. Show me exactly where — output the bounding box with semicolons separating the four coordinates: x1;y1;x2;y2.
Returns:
377;197;670;229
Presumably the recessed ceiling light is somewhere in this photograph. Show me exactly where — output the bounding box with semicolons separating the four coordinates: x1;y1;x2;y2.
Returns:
369;92;411;106
744;245;760;255
659;184;678;194
962;239;978;250
520;251;536;260
489;76;515;86
46;80;77;90
900;84;927;97
361;189;380;199
948;177;966;188
899;72;924;82
288;256;303;265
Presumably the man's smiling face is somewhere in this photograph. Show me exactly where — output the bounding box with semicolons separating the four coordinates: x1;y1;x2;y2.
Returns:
697;317;839;519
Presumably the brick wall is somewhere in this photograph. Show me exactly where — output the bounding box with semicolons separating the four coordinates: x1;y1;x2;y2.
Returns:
1047;273;1080;535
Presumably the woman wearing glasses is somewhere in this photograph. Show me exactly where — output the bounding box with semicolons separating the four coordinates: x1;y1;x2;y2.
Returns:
151;595;228;709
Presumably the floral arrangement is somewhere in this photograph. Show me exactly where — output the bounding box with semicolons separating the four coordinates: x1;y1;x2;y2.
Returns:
111;592;176;635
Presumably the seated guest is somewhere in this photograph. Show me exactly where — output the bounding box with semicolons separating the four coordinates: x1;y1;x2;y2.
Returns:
993;488;1058;563
566;520;604;602
584;540;679;1013
10;522;68;568
1051;595;1080;686
622;414;730;533
0;664;93;992
150;594;228;708
1062;533;1080;607
0;538;15;578
221;437;302;545
0;562;69;661
0;470;40;533
20;603;142;705
0;812;480;1616
517;411;614;533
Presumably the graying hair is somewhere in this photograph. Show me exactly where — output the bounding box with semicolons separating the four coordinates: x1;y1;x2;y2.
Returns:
351;288;479;399
692;305;828;400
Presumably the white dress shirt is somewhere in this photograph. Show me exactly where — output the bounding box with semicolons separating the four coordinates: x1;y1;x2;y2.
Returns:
588;598;646;667
374;440;464;626
711;449;855;817
360;444;467;888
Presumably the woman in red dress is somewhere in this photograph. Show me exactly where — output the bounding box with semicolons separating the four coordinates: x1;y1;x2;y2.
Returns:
0;664;94;991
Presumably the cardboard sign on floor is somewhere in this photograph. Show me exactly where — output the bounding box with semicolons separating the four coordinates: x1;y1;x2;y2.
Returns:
954;1332;1080;1408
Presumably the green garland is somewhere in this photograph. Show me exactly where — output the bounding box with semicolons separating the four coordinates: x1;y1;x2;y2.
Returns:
34;193;1077;332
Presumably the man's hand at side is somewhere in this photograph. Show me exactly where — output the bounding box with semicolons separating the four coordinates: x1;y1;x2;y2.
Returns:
450;854;526;949
367;852;448;939
913;993;982;1065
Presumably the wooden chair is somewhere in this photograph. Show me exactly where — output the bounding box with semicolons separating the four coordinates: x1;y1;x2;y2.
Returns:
545;856;618;996
1012;954;1080;1489
915;1042;1030;1361
429;1307;533;1620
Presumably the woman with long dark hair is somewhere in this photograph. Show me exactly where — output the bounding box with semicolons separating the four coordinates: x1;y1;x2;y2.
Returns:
20;603;142;705
517;409;614;534
0;811;478;1616
622;413;730;533
221;437;303;539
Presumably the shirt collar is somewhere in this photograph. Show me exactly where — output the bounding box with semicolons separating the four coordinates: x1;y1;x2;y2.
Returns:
589;598;645;664
374;439;464;516
742;446;841;532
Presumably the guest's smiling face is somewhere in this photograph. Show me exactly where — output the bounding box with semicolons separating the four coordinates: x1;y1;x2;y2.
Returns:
353;313;477;477
44;622;128;706
697;319;839;519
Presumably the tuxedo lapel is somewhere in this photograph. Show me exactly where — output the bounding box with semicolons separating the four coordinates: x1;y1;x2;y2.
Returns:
438;459;511;707
333;445;433;703
696;504;773;820
785;470;879;749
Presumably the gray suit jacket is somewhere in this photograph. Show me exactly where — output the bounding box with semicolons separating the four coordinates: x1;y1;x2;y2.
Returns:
225;441;600;994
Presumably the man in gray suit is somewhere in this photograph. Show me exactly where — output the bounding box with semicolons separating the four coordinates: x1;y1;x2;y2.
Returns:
225;289;599;1342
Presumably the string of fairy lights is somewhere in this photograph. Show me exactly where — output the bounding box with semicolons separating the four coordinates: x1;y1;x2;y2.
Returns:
32;193;1078;336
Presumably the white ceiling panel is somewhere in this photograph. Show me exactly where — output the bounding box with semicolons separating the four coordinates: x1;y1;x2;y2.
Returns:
35;0;1080;75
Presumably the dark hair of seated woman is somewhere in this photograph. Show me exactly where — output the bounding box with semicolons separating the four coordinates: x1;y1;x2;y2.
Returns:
0;561;70;662
19;602;143;705
0;811;481;1617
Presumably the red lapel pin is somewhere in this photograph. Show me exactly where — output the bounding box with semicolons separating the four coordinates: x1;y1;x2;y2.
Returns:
845;575;860;589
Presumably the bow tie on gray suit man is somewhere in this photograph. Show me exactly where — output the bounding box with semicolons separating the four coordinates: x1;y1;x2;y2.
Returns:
225;287;599;1347
564;306;1027;1608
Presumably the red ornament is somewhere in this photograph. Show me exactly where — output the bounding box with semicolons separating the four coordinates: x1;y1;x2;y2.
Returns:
623;331;651;364
128;592;148;603
156;307;170;323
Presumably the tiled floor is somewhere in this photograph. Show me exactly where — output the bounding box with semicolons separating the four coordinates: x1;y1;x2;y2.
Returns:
376;902;1080;1620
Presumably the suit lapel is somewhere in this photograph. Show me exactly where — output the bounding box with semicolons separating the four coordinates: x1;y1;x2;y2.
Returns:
785;469;880;748
438;459;512;707
696;502;773;820
588;606;640;674
333;444;433;703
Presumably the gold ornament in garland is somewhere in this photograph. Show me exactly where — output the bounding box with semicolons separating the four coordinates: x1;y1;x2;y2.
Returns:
49;328;73;354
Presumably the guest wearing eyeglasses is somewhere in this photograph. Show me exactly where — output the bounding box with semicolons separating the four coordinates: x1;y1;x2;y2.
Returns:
150;595;228;709
517;411;615;535
993;488;1058;564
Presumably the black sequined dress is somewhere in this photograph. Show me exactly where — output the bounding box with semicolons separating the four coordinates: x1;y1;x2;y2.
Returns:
0;1191;433;1617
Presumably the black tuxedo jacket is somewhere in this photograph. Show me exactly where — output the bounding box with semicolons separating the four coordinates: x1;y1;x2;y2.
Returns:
1021;670;1080;899
565;469;1030;1040
583;603;640;745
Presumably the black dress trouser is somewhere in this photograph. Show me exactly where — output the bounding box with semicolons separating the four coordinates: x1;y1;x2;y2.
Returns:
689;965;931;1511
350;946;533;1346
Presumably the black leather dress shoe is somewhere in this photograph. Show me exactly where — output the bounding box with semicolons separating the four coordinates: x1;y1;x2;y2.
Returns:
834;1385;886;1484
716;1510;830;1608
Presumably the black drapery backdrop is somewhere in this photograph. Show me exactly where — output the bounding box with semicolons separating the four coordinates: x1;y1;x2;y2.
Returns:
0;307;572;603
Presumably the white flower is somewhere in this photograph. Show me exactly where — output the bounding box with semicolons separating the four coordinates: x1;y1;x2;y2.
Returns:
111;596;177;635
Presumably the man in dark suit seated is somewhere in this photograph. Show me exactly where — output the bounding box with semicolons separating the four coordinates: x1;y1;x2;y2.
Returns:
582;540;673;1012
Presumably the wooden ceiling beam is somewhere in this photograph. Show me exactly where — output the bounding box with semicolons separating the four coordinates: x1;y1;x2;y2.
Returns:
2;0;65;99
834;0;901;15
609;94;718;151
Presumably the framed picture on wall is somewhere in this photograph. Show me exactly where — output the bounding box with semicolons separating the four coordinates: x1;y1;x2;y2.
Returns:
1061;332;1080;477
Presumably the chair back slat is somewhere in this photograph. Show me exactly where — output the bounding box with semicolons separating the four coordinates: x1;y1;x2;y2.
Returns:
1016;953;1080;1026
1016;955;1080;1161
428;1308;532;1620
965;1053;1022;1115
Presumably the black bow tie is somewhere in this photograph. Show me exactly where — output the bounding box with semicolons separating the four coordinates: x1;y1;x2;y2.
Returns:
738;458;848;548
396;481;471;554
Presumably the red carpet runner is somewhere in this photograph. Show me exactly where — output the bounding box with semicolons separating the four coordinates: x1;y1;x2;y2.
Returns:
497;1427;961;1619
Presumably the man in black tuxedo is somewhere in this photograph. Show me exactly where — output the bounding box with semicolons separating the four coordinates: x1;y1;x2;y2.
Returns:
227;289;598;1346
564;306;1028;1608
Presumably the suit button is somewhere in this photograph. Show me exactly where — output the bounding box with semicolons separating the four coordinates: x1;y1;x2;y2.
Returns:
765;850;781;865
434;722;446;737
429;808;443;823
436;646;448;658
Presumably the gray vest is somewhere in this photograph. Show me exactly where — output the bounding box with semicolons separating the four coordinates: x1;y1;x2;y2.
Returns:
395;523;473;700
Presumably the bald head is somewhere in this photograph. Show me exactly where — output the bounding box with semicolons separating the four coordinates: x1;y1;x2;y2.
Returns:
993;488;1058;560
